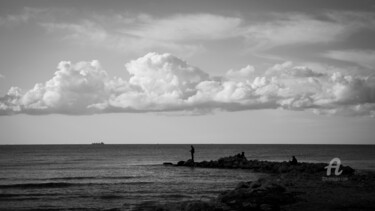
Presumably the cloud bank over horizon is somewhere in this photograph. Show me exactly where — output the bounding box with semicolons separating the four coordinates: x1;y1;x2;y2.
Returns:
1;52;374;116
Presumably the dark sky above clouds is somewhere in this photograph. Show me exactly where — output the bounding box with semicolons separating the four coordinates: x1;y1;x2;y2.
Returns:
0;0;374;144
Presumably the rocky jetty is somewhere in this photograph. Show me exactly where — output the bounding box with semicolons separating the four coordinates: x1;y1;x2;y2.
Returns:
168;153;355;175
153;154;365;211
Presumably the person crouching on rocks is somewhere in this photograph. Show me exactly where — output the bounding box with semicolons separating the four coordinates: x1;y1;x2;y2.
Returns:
290;156;298;165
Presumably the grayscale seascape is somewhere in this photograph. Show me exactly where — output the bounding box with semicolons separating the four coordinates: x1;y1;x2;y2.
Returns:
1;0;375;210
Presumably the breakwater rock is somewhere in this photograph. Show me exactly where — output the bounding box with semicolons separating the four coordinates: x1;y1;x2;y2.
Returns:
149;177;297;211
166;154;355;175
151;154;361;211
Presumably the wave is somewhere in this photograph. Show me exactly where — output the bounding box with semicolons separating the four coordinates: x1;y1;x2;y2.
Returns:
0;182;76;189
49;176;97;180
158;194;191;199
0;181;154;189
0;193;60;198
48;176;138;180
0;176;140;181
0;193;124;201
98;194;124;200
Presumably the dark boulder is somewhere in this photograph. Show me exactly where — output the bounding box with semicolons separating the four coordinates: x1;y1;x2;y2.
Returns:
184;159;195;167
341;165;355;175
216;178;296;210
163;162;173;166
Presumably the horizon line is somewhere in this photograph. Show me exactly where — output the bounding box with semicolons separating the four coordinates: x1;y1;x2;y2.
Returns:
1;143;374;146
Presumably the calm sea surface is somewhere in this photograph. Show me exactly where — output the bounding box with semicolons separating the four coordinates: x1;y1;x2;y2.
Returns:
0;144;374;210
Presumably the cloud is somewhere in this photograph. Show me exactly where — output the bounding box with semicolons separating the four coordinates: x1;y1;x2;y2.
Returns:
1;53;374;116
0;7;44;26
109;52;209;110
122;11;375;50
0;73;4;79
1;60;110;115
7;7;374;60
326;11;375;30
324;50;375;70
241;11;375;59
265;61;326;78
225;65;255;81
123;14;243;41
244;14;348;50
40;20;203;56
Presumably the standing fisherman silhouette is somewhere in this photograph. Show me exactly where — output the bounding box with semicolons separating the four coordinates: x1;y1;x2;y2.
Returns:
190;145;195;162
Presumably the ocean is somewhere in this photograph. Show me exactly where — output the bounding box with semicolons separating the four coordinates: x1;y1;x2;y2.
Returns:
0;144;374;210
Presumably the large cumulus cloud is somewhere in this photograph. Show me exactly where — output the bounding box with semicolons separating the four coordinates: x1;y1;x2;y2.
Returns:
1;52;374;116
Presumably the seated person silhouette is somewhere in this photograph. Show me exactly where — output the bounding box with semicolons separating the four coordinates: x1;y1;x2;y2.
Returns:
290;156;298;165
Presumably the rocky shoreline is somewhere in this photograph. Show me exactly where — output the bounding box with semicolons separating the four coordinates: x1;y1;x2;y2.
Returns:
146;154;375;211
164;153;354;175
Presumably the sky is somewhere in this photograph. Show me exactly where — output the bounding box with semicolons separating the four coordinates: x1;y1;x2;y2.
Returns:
0;0;375;144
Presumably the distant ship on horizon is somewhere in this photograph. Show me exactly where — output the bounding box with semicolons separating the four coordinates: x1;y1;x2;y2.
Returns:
91;142;104;145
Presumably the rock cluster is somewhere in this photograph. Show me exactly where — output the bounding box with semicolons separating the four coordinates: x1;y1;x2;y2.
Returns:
152;178;297;211
215;178;297;211
169;154;355;175
156;154;357;211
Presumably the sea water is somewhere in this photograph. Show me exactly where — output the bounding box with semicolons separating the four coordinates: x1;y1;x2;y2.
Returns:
0;144;374;210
